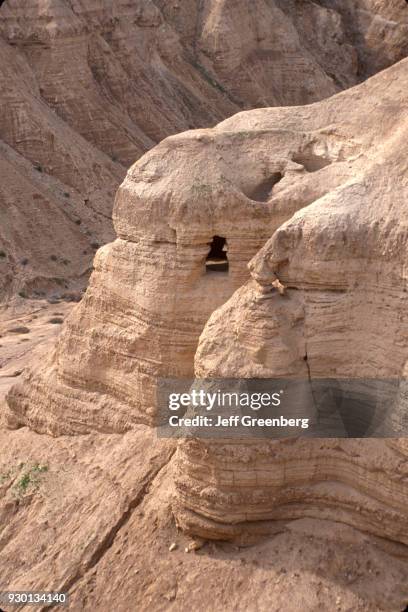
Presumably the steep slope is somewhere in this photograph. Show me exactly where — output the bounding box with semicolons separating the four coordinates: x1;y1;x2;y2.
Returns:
6;57;408;550
1;0;408;300
5;56;408;433
0;34;122;301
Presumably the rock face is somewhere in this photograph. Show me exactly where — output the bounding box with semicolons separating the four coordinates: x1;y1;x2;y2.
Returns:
6;129;290;433
1;0;408;300
4;91;360;433
173;60;408;542
9;55;408;538
6;53;408;440
4;6;408;546
2;425;408;611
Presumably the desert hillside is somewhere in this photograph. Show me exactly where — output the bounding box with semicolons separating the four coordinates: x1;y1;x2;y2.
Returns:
1;50;408;610
1;0;408;301
1;3;408;611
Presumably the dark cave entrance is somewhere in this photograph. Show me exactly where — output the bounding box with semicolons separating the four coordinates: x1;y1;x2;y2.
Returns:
206;236;229;273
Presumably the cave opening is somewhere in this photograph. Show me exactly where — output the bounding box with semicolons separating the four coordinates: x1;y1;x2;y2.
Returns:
206;236;229;273
245;172;283;202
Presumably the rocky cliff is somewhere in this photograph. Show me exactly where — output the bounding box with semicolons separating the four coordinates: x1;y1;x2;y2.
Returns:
5;55;408;550
1;0;408;300
173;59;408;542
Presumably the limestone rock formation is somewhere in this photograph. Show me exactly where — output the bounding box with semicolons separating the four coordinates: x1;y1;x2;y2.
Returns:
2;423;408;610
6;54;408;447
173;60;408;542
1;0;408;299
4;5;408;550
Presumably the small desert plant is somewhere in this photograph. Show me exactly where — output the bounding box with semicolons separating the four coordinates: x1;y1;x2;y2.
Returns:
13;463;48;496
17;473;31;493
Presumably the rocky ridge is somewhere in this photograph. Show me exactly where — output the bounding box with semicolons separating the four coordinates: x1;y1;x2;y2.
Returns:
1;0;408;300
4;56;408;552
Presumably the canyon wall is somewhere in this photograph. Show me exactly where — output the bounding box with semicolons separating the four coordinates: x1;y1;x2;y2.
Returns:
1;0;408;300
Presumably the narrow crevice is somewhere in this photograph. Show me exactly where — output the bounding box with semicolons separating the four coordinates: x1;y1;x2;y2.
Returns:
303;348;319;415
304;352;312;381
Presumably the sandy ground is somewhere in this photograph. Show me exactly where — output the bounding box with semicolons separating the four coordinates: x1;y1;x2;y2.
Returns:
0;298;74;403
0;301;407;612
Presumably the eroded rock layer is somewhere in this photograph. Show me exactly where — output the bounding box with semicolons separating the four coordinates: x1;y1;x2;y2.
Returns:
6;56;408;452
173;59;408;542
1;0;408;299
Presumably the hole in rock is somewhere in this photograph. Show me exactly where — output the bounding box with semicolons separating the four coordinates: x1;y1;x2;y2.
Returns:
293;153;331;172
206;236;229;273
0;0;5;7
244;172;283;202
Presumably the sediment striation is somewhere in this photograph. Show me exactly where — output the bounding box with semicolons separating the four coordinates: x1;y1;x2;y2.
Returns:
6;54;408;430
5;36;408;545
1;0;408;299
173;60;408;542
